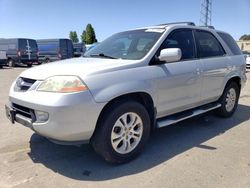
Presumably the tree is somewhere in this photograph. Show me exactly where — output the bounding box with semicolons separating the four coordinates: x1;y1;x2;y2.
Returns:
69;31;79;43
239;34;250;41
81;24;97;44
81;30;86;43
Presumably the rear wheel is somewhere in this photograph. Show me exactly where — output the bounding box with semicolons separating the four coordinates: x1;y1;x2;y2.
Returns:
91;101;151;163
8;59;15;67
216;82;240;117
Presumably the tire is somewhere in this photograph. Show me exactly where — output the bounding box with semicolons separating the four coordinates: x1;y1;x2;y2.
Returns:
216;82;240;117
8;59;15;67
91;101;151;164
27;63;32;67
45;58;50;63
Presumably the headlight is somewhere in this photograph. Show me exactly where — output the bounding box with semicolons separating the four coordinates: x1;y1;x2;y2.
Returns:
37;76;88;93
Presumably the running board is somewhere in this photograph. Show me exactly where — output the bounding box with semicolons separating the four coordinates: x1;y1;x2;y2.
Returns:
156;103;221;128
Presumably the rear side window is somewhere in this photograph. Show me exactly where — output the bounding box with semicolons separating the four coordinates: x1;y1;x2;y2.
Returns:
195;30;225;58
160;29;196;60
218;32;242;55
38;43;59;52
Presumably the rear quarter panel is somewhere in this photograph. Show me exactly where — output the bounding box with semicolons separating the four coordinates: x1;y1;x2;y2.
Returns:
223;55;247;90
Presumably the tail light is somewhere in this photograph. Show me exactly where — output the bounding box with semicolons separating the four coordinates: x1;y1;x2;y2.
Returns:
17;50;21;56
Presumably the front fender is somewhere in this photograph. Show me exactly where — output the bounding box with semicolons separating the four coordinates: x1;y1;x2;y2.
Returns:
91;80;156;103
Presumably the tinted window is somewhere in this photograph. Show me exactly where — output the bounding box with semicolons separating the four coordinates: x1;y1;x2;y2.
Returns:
160;29;196;60
38;43;59;52
19;39;37;51
196;30;225;58
60;40;67;49
67;40;73;55
218;32;242;55
73;44;83;52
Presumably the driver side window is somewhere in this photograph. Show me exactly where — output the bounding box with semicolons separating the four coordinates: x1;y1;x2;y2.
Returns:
159;29;196;61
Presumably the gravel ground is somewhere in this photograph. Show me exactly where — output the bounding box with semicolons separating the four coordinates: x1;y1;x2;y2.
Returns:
0;66;249;188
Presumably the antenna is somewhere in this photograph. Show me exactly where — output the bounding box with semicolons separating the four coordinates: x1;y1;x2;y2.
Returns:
200;0;212;26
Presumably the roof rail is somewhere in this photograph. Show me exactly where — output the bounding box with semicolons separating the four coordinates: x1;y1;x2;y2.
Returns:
199;25;215;29
157;22;196;26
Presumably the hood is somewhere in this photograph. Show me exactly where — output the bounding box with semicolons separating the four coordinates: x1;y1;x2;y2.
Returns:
20;57;137;80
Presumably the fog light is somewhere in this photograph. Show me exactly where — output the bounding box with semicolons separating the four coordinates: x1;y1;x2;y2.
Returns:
35;110;49;123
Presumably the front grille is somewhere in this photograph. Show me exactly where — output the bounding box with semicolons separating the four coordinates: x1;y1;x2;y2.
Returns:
15;77;36;92
12;103;36;122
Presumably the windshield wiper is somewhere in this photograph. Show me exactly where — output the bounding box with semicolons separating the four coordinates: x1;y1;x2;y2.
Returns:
90;53;117;59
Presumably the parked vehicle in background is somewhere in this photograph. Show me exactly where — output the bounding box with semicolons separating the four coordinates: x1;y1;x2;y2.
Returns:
0;51;7;68
0;38;38;67
85;42;99;51
73;42;86;57
242;51;250;68
37;39;73;64
5;22;247;164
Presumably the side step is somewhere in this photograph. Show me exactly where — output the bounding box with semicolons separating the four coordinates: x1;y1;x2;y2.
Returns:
156;103;221;128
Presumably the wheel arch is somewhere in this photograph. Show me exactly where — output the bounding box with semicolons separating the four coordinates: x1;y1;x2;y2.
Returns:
93;92;156;138
224;76;241;91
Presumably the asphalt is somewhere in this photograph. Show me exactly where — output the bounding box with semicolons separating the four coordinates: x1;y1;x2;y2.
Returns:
0;65;249;188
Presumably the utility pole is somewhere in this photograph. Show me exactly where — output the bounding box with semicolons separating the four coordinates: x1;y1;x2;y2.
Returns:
200;0;212;26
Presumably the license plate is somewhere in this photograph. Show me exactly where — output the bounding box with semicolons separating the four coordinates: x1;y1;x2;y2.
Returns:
5;105;15;124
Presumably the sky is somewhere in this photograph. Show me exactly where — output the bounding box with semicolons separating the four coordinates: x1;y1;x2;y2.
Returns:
0;0;249;41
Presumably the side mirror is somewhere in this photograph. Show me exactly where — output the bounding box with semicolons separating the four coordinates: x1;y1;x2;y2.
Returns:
158;48;182;63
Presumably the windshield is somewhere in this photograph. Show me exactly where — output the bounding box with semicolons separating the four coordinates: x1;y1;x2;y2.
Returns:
85;29;165;60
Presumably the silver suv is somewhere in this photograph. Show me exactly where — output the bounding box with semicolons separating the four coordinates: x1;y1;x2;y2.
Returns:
5;22;247;163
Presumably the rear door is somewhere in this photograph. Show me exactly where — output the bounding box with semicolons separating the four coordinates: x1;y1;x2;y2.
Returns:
59;39;67;59
18;39;37;61
156;29;203;117
194;30;229;102
27;40;38;61
67;40;73;58
0;41;8;60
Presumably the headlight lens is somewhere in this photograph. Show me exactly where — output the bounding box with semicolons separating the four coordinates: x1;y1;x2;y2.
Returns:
37;76;88;93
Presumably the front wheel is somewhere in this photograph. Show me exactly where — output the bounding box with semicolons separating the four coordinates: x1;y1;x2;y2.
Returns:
8;59;15;67
216;82;240;117
91;101;151;163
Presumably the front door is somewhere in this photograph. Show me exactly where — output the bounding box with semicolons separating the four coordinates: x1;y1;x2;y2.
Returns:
156;29;202;117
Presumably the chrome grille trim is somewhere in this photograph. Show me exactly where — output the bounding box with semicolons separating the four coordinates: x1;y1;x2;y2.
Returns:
15;77;36;92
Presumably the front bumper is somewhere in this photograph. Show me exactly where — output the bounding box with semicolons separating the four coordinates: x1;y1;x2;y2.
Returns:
7;87;106;143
